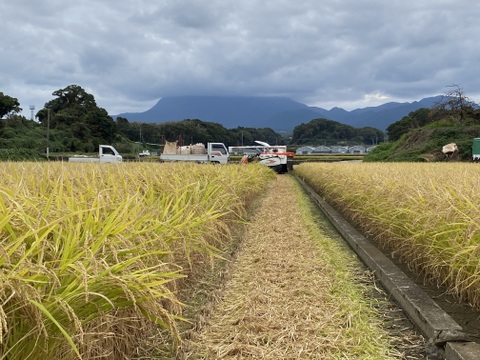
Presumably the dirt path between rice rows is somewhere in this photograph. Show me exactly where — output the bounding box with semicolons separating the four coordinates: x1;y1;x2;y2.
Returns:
177;175;426;359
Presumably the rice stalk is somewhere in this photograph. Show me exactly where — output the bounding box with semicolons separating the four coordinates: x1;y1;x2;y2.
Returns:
0;161;274;359
295;162;480;309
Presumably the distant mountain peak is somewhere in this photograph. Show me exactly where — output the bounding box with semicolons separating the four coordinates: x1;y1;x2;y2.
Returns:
115;95;441;132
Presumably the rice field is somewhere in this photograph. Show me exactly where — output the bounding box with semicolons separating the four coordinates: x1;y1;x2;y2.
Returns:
295;162;480;310
0;161;275;360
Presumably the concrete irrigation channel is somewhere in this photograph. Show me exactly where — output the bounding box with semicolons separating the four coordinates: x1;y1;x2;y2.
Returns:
295;175;480;360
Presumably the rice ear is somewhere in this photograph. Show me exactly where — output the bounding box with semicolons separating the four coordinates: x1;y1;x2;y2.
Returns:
0;161;274;358
295;162;480;310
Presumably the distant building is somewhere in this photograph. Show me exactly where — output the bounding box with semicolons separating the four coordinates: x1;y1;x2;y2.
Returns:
296;146;315;155
311;145;331;153
297;144;374;155
330;146;349;154
349;145;366;154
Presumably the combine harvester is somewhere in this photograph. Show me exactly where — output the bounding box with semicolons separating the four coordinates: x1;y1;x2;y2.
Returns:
237;141;295;173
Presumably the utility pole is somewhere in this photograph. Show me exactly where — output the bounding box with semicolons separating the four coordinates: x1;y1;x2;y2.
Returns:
46;109;50;159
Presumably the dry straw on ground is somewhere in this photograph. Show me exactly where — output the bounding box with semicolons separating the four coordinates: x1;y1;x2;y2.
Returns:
178;175;424;359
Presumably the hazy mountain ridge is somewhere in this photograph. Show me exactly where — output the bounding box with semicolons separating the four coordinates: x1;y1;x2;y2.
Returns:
115;95;442;132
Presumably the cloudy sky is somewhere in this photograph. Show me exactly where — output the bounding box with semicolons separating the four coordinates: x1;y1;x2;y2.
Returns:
2;1;480;119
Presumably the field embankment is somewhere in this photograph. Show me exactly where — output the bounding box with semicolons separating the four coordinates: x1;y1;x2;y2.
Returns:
295;162;480;311
0;162;275;359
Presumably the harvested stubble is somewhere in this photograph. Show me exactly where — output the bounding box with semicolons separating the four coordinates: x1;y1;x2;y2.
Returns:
180;175;410;359
0;161;275;360
295;162;480;310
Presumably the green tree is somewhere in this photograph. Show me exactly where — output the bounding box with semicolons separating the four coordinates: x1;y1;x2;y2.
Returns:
0;92;22;118
291;118;386;146
356;127;385;145
116;117;132;136
386;108;431;141
155;119;235;145
0;114;46;156
37;85;117;151
48;85;96;112
229;127;283;146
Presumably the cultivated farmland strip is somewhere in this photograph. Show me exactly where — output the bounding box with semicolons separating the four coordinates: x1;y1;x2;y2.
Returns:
295;173;480;360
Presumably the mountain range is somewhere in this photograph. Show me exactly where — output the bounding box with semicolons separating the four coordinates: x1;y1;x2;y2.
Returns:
115;95;442;132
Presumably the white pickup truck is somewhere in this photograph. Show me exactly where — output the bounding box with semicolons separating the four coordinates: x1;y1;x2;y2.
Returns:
68;145;123;163
160;141;229;164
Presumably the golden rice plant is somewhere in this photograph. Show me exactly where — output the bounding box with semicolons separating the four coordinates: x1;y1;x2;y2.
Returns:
295;162;480;309
0;161;275;359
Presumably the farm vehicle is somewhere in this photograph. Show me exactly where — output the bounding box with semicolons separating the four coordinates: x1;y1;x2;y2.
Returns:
138;150;151;157
68;145;123;163
472;138;480;161
235;141;295;173
160;141;230;164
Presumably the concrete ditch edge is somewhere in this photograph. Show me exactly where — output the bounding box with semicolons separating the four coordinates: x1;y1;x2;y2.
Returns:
295;175;480;360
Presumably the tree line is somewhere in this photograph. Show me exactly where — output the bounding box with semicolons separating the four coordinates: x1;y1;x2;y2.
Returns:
364;85;480;162
0;85;290;157
386;85;480;142
1;84;400;160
